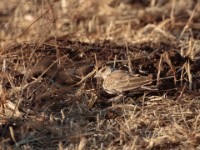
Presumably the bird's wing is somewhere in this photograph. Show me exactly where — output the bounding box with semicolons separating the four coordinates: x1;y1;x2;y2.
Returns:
120;74;153;91
103;71;153;92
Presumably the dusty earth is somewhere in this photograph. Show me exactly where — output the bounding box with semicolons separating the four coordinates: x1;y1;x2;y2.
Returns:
1;0;200;149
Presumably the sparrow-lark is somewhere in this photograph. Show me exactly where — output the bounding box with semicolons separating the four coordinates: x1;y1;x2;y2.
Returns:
95;66;153;94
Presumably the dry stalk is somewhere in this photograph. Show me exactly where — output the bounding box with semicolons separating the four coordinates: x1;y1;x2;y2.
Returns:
87;92;97;109
178;1;199;40
113;54;117;69
9;126;17;145
126;42;132;73
177;84;186;102
163;52;177;85
187;38;197;60
185;61;192;90
157;54;163;86
74;69;96;86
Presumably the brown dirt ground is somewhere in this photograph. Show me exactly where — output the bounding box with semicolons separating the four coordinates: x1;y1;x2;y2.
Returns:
1;0;200;149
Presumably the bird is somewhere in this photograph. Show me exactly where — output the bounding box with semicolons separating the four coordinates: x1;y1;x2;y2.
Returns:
95;66;154;94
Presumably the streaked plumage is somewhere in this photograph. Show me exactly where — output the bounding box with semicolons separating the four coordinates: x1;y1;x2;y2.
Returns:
95;66;153;94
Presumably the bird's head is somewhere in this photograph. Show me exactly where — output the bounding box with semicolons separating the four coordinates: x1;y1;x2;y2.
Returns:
95;66;113;79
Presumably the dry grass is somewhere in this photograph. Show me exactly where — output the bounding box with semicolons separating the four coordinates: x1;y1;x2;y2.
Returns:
1;0;200;149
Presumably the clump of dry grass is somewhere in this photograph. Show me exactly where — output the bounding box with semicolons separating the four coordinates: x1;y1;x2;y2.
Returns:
0;0;200;149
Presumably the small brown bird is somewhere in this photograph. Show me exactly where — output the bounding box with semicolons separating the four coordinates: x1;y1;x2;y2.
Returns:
95;66;154;94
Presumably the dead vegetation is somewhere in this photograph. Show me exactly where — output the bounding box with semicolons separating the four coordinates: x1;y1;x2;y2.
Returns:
1;0;200;149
